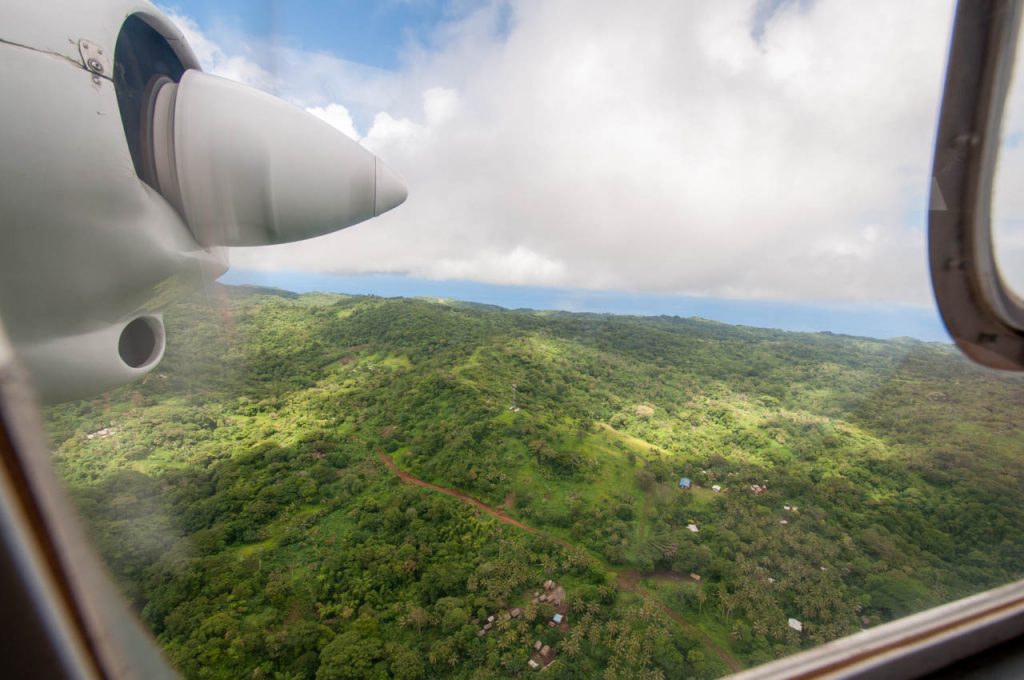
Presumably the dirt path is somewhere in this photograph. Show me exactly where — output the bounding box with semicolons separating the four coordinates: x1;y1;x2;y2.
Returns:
378;452;537;534
377;452;742;673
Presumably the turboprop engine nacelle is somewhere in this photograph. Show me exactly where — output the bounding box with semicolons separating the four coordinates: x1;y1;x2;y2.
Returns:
0;1;407;403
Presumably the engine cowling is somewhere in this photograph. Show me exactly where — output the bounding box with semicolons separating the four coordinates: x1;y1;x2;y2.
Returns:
0;1;407;403
146;70;407;247
17;316;166;403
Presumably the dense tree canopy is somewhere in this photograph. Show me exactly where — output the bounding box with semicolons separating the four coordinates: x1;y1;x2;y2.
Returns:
47;285;1024;678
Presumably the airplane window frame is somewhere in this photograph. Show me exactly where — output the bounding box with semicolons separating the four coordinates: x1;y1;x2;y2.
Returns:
0;328;176;678
930;0;1024;369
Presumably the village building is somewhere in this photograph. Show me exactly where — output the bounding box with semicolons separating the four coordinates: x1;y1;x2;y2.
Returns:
552;613;564;625
788;618;803;632
711;484;721;492
540;645;551;658
528;659;540;670
510;608;522;618
690;573;701;581
534;640;543;651
687;523;699;533
678;477;692;490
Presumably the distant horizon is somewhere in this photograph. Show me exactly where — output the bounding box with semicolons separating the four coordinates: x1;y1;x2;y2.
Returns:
220;269;952;343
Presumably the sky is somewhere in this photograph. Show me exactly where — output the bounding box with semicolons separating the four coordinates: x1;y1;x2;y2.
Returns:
221;269;949;341
993;33;1024;296
159;0;968;340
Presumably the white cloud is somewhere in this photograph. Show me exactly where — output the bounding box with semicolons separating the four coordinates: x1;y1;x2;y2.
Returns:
423;87;460;126
305;104;361;140
431;246;567;286
363;112;426;154
167;12;277;91
170;1;959;305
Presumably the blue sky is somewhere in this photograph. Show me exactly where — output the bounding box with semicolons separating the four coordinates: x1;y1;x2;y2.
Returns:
162;0;460;69
165;1;958;342
164;0;793;67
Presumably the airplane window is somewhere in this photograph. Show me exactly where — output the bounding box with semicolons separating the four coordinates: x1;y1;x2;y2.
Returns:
993;24;1024;305
7;0;1024;678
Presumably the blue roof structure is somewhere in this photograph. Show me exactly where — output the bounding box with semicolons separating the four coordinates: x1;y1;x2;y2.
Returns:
679;477;692;489
553;613;564;624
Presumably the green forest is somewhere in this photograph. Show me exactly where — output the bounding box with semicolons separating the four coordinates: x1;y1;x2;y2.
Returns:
45;285;1024;679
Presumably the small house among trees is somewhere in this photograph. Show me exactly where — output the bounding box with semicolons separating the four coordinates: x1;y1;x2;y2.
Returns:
679;477;692;489
85;427;115;440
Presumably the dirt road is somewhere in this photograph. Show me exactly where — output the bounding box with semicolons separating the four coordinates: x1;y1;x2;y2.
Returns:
377;451;742;673
377;452;535;533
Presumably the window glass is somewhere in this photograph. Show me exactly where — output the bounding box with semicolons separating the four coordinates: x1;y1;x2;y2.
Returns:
34;2;1024;679
992;17;1024;299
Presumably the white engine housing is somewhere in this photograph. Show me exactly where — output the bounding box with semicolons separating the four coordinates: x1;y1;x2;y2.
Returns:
0;0;406;402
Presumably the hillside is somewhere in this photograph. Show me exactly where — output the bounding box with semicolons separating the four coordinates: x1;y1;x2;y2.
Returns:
45;285;1024;679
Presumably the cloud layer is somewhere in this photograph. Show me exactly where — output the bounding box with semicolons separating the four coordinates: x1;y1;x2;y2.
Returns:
172;1;957;305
